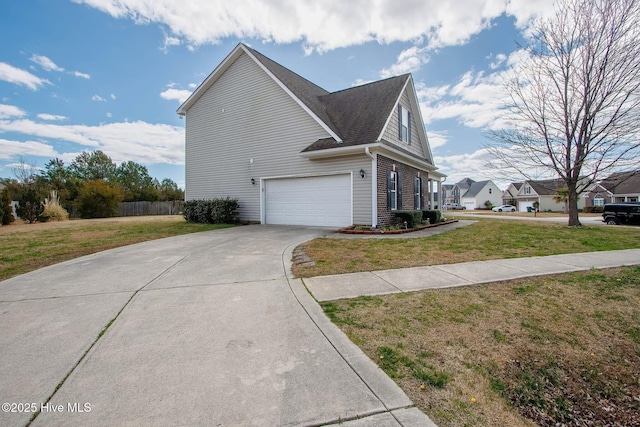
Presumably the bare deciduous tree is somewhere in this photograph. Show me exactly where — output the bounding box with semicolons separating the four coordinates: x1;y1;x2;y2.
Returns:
486;0;640;226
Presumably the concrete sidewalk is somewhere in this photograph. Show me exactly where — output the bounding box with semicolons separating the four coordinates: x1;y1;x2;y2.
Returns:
303;249;640;301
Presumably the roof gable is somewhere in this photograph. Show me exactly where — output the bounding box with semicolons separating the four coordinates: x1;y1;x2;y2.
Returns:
463;180;491;198
179;43;436;166
177;44;341;141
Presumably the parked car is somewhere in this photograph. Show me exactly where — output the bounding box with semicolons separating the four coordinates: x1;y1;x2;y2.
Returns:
602;203;640;225
444;203;466;210
492;204;517;212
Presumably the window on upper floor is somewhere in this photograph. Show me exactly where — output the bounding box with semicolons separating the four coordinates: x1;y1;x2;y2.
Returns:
525;186;531;194
398;105;411;144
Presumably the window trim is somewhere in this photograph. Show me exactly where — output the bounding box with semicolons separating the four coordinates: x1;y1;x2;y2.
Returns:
593;194;605;207
414;177;422;210
397;105;412;145
388;171;397;211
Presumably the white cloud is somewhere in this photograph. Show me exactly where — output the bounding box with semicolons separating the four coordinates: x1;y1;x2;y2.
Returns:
0;118;185;165
0;62;49;90
106;112;112;118
380;46;430;78
416;49;533;131
73;71;91;79
187;83;197;89
426;130;448;149
91;94;106;102
0;138;61;160
0;104;27;119
160;88;192;103
110;93;116;100
73;0;557;53
30;54;64;72
37;113;67;121
489;53;507;69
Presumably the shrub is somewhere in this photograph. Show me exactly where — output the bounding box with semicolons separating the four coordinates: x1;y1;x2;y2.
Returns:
78;179;123;218
39;190;69;222
16;186;44;223
583;206;604;213
393;210;424;228
422;209;442;224
1;188;14;225
183;198;239;224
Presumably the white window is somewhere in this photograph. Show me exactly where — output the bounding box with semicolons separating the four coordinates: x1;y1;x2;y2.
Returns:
398;105;411;144
593;194;605;206
388;171;397;210
414;177;422;210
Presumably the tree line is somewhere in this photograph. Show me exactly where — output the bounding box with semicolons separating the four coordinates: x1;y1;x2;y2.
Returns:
0;150;184;223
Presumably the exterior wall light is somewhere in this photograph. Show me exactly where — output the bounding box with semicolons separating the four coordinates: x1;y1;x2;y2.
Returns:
360;169;365;179
251;178;256;185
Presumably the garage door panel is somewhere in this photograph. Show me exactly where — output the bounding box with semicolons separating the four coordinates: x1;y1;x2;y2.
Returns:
265;175;352;226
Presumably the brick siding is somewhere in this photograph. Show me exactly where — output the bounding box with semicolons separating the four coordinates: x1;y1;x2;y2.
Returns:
377;155;426;227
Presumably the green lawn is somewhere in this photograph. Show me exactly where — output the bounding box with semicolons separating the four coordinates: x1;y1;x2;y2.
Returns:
323;266;640;426
0;217;231;281
294;219;640;277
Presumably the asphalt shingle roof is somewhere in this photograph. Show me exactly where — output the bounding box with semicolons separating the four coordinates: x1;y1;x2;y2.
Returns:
600;171;640;194
527;178;566;196
463;180;490;198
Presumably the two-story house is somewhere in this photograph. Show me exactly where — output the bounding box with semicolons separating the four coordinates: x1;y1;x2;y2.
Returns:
178;44;445;227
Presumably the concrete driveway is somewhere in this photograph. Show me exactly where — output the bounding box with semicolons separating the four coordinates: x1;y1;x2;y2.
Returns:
0;225;433;426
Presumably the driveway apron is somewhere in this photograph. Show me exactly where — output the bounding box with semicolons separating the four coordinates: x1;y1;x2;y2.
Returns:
0;225;424;426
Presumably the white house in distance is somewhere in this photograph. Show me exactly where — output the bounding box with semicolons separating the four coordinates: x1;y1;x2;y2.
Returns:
450;178;502;210
178;43;445;227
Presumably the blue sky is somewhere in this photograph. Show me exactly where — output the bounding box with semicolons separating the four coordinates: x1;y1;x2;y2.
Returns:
0;0;557;189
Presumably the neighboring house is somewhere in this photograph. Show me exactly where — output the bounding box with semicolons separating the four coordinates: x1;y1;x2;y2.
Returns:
460;180;503;210
593;171;640;204
502;182;522;206
441;184;454;206
178;43;445;227
510;178;587;212
452;178;474;205
448;178;501;210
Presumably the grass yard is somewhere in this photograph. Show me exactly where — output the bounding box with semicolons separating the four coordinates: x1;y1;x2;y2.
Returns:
293;220;640;277
322;266;640;426
0;216;232;281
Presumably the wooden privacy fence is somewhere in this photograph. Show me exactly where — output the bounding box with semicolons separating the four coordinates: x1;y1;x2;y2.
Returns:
117;201;184;217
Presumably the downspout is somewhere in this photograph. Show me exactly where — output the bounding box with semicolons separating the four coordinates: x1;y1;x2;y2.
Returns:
365;147;377;228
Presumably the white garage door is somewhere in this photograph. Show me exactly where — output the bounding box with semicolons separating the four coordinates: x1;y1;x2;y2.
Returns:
264;174;352;226
463;201;476;210
519;201;533;212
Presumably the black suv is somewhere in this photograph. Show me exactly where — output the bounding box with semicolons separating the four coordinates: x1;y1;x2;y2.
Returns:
602;203;640;225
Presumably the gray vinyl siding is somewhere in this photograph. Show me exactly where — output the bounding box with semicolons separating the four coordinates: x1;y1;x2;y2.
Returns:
185;52;372;224
382;90;427;160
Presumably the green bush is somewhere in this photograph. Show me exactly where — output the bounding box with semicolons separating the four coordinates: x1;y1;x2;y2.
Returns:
77;179;123;218
394;210;424;228
1;188;14;225
183;198;239;224
422;209;442;224
16;186;44;223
